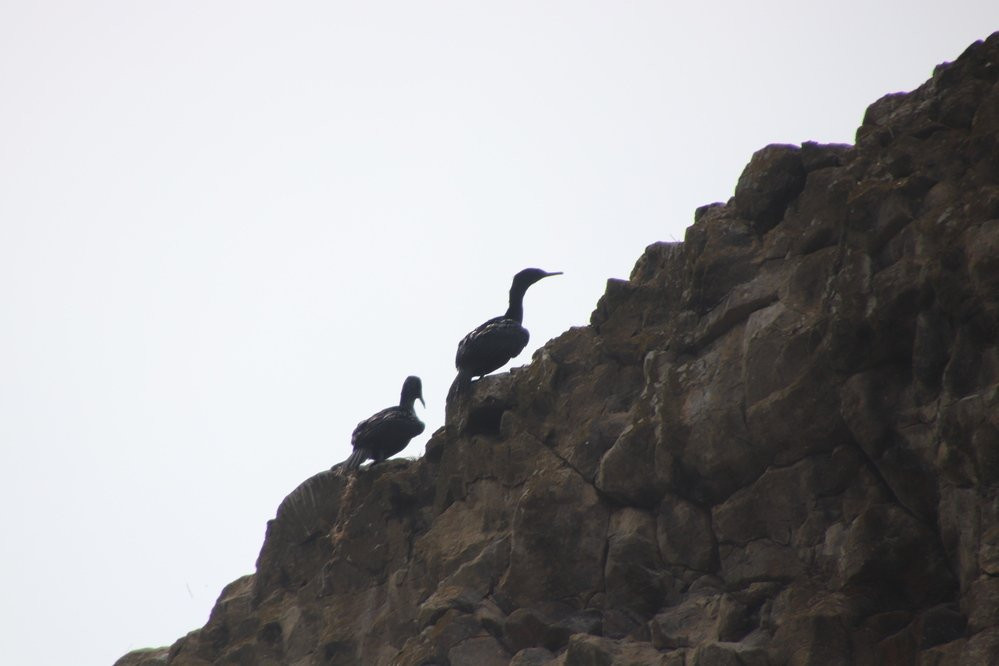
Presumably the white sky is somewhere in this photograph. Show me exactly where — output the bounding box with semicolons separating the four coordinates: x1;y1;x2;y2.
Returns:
1;3;995;664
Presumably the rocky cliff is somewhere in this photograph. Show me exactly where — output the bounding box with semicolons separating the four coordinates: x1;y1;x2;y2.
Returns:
118;34;999;666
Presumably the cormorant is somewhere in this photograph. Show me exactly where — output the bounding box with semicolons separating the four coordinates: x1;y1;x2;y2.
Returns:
448;268;562;399
341;375;425;472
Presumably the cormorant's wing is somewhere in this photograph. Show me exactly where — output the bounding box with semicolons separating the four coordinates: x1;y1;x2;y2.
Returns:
456;316;530;377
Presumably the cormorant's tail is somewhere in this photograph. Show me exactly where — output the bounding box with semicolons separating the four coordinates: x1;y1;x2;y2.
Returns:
341;448;367;473
447;371;472;404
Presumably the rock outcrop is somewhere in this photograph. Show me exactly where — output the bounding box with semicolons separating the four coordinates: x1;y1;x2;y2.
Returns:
118;33;999;666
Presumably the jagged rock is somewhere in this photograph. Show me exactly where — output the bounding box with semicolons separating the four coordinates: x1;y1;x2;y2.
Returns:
961;627;999;663
556;634;678;666
501;605;605;655
965;576;999;634
734;143;806;233
916;603;967;649
687;641;771;666
112;647;170;666
510;647;555;665
648;590;748;651
656;494;717;572
500;465;610;610
604;508;668;620
447;634;510;666
596;421;663;507
503;607;553;653
119;33;999;666
773;613;853;666
838;504;954;606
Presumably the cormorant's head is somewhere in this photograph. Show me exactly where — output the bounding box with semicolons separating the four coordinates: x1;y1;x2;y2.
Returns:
511;268;562;292
401;375;425;407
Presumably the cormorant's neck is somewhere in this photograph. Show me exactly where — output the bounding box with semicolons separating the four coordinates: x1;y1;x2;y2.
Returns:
504;284;528;323
399;388;420;412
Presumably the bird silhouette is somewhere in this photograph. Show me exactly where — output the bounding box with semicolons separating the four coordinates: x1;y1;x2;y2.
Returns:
448;268;561;400
341;375;425;472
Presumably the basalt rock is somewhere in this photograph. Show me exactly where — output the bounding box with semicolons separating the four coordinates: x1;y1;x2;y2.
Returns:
118;33;999;666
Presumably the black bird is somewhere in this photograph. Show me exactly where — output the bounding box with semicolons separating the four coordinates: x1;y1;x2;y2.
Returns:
449;268;562;399
342;375;425;472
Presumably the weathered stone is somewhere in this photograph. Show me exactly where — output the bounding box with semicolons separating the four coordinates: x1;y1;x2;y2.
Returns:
596;421;663;507
254;469;347;600
773;613;852;666
656;494;717;572
734;144;806;233
917;639;965;666
560;634;673;666
979;524;999;575
503;607;553;654
474;597;507;639
876;625;919;666
938;486;982;592
418;585;484;628
839;504;955;606
510;646;556;666
112;647;170;666
117;34;999;666
915;603;967;649
965;576;999;633
501;466;610;608
648;592;744;650
712;462;812;546
604;508;666;618
745;366;851;466
719;539;804;587
659;331;763;503
960;627;999;664
742;301;822;406
688;641;771;666
683;208;761;311
447;635;509;666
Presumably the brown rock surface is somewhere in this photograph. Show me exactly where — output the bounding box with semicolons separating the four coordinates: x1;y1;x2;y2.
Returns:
118;33;999;666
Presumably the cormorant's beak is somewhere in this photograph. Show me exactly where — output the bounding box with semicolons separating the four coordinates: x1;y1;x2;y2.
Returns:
545;271;563;277
419;395;426;408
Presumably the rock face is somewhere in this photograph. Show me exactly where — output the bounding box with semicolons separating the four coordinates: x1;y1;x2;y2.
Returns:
118;34;999;666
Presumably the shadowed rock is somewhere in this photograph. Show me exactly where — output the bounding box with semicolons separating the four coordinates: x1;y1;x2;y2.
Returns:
119;33;999;666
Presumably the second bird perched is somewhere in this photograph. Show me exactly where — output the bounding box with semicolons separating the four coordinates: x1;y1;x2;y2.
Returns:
448;268;562;400
341;375;425;472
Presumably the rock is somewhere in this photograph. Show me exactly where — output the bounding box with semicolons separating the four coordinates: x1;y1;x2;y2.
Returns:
500;466;610;609
604;508;667;619
917;639;965;666
117;33;999;666
915;603;967;649
734;144;806;233
648;592;742;649
773;613;852;666
112;647;170;666
838;504;955;606
596;421;663;507
687;641;771;666
656;494;717;572
503;608;553;654
559;634;675;665
447;635;510;666
719;539;804;586
965;576;999;633
510;647;557;666
960;627;999;664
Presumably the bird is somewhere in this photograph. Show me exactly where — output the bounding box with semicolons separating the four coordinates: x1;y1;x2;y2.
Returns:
341;375;425;472
448;268;562;400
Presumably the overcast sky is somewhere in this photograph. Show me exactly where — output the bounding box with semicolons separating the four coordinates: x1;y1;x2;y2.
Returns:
1;3;996;665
